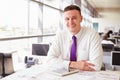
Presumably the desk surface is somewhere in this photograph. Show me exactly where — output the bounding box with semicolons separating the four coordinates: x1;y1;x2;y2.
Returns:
1;64;120;80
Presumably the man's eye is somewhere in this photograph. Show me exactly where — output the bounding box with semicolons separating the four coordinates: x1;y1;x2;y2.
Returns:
65;18;69;21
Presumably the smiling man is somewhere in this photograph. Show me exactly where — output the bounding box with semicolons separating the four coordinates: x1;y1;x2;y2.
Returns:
46;5;103;71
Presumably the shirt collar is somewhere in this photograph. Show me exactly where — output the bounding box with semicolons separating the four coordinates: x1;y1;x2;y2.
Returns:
68;27;83;41
75;27;83;40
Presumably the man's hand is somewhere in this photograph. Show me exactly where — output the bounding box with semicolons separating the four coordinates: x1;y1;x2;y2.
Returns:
69;60;95;71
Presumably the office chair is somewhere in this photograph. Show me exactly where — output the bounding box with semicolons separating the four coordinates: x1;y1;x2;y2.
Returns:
0;52;14;77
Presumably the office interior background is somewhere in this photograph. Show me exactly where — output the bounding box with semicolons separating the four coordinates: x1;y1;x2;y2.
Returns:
0;0;120;77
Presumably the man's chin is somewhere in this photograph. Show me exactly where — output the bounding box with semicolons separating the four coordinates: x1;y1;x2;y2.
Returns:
69;29;75;33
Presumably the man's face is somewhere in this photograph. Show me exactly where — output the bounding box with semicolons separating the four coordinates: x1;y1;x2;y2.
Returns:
64;10;82;35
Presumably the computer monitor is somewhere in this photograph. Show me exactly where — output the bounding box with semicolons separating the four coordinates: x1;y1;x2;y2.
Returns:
32;44;49;56
111;51;120;66
102;44;114;52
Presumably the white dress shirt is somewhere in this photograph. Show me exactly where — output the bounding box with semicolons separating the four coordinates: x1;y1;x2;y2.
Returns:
46;27;103;71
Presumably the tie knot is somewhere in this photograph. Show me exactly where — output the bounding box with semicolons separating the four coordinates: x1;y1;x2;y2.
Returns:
72;36;76;40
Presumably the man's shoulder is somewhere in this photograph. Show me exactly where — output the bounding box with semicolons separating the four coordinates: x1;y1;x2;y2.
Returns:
56;29;68;34
56;29;69;37
82;26;97;33
82;27;98;35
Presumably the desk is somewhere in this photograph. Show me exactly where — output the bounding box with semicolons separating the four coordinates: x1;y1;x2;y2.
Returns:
1;64;120;80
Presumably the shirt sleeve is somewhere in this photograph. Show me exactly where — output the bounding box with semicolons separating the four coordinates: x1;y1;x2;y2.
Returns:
88;30;103;71
46;31;70;71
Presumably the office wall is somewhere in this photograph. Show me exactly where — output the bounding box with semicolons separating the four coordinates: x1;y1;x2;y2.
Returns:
92;12;120;32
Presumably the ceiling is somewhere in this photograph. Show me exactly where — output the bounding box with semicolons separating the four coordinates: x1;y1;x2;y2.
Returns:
86;0;120;18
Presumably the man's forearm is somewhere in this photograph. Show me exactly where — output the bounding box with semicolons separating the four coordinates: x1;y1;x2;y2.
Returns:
69;60;95;71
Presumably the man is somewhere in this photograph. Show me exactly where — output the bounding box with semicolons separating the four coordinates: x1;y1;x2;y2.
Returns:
103;30;113;40
46;5;103;71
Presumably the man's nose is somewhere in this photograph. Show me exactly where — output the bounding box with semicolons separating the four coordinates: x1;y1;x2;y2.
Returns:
69;19;73;25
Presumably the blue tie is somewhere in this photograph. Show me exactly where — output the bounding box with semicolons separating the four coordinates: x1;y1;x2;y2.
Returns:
70;36;77;61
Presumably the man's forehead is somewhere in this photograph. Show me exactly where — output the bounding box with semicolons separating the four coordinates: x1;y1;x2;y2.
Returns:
64;10;80;17
64;10;80;15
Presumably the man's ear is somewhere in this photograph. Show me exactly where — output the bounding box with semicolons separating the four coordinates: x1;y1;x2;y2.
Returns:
80;16;83;22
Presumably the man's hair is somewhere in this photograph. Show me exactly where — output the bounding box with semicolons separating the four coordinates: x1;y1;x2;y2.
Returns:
64;5;81;15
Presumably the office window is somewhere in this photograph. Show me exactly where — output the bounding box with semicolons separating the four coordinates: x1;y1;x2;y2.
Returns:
43;0;61;9
62;0;73;10
93;22;99;31
43;5;60;34
0;0;28;37
81;0;92;28
0;0;41;55
29;1;42;35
